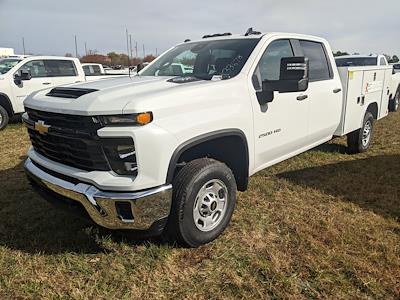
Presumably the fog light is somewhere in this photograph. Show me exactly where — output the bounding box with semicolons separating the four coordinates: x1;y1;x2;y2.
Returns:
101;138;138;176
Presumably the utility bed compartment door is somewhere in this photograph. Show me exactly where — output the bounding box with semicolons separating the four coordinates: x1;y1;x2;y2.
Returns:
335;66;391;136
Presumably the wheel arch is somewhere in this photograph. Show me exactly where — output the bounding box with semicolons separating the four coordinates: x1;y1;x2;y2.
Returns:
366;102;378;120
0;93;14;117
166;129;250;192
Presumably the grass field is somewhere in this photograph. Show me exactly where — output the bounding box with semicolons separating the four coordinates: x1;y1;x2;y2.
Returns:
0;112;399;299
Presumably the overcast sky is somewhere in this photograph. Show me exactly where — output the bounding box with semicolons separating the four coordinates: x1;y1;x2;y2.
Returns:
0;0;399;57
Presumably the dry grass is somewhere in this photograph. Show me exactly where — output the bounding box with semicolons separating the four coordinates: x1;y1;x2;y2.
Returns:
0;113;399;299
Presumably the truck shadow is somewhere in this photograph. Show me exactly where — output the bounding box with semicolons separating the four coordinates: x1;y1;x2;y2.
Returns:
0;158;159;255
312;142;348;154
278;155;400;221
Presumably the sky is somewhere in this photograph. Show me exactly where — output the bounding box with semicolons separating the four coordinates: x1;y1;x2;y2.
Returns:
0;0;399;57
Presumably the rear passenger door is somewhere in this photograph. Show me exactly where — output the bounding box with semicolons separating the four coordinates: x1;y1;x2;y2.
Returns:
297;40;342;142
45;60;82;87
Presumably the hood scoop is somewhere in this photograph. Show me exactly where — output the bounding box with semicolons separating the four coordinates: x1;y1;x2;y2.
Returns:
46;87;98;99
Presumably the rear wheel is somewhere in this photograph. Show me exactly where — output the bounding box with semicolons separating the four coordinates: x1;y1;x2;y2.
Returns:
347;111;374;154
0;105;9;131
165;158;237;247
389;87;399;112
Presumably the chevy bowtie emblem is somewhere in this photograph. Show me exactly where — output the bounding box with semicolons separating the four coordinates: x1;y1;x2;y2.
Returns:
34;120;50;135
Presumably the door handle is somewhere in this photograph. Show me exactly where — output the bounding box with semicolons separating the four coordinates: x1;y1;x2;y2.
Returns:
333;88;342;93
296;95;308;101
42;82;51;85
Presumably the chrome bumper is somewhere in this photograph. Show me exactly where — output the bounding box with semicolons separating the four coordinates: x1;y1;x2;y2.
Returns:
24;158;172;231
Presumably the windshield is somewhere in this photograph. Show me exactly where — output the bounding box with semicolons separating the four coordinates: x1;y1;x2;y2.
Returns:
0;58;22;74
335;57;377;67
141;39;260;80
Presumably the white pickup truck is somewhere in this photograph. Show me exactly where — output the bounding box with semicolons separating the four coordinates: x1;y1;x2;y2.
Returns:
82;63;127;80
0;57;128;129
335;54;400;112
23;31;393;247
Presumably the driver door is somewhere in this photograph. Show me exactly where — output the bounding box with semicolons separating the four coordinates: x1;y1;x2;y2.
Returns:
11;60;54;112
250;39;309;171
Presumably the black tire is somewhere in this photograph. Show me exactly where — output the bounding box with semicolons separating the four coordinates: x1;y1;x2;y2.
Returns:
347;111;374;154
0;105;9;131
389;87;399;112
164;158;237;247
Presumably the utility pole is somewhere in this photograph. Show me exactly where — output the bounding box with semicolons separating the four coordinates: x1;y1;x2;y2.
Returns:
125;28;130;65
143;44;145;58
74;35;78;57
135;42;138;58
84;42;88;56
129;34;133;61
22;37;26;55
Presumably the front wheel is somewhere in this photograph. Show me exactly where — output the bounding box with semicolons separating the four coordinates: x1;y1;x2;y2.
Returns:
165;158;237;247
347;111;374;154
0;105;10;131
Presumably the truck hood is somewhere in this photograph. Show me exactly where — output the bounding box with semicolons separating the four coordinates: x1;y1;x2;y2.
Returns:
24;75;212;115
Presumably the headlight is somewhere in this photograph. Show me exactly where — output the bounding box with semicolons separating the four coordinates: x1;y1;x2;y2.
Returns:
97;112;153;126
101;138;138;176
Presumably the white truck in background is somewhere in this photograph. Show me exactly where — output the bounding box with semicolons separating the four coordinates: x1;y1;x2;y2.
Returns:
0;57;128;129
82;63;127;81
23;31;394;247
335;54;400;112
0;48;15;57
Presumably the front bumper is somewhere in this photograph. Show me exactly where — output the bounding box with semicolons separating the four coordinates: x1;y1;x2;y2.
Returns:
25;158;172;231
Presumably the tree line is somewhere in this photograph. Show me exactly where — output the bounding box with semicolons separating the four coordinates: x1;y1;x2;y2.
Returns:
66;50;157;67
333;51;399;63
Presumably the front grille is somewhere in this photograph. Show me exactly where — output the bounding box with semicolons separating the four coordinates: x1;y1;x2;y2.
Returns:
25;108;110;171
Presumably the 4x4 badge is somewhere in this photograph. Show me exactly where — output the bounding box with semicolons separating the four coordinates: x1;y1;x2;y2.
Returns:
34;120;50;135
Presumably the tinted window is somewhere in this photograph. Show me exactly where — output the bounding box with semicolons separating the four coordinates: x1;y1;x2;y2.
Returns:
379;57;387;65
258;39;294;81
45;60;77;77
83;65;102;76
335;57;377;67
19;60;48;78
394;64;400;70
92;65;102;74
83;65;91;75
299;40;331;81
0;58;21;75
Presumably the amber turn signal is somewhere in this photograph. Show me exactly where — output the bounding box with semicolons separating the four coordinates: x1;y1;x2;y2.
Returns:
136;112;153;125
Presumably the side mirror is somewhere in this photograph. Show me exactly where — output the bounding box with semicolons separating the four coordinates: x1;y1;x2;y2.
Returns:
256;57;309;105
393;68;396;75
277;56;309;92
136;63;145;73
14;70;31;85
